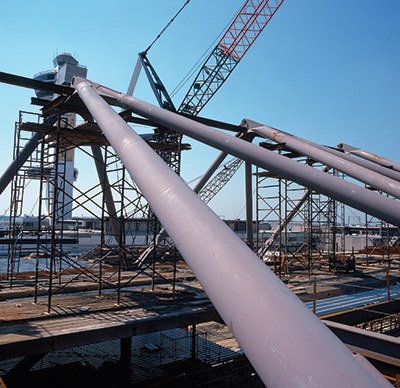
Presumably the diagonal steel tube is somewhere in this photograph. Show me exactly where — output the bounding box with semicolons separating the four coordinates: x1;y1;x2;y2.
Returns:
88;80;400;228
243;119;400;199
338;142;400;174
73;78;385;388
0;133;42;196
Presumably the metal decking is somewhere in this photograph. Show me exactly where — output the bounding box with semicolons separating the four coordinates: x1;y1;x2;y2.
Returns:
306;284;400;317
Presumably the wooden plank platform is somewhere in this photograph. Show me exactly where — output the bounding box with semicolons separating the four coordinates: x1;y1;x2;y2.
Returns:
0;283;221;362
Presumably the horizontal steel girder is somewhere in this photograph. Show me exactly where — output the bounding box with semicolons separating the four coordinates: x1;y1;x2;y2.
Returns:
0;71;73;95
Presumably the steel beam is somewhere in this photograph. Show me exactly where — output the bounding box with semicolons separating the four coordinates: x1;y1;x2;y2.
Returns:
88;80;400;228
73;78;385;388
243;119;400;199
324;320;400;364
0;71;73;95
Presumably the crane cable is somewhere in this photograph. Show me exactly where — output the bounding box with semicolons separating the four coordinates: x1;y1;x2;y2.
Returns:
170;2;243;98
144;0;192;54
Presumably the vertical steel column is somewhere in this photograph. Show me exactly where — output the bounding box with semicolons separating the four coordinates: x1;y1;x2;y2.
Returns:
245;161;253;249
47;116;61;314
74;79;385;388
34;138;46;304
120;337;132;385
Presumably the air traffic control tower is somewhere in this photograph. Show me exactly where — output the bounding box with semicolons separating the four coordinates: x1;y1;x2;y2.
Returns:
33;52;87;99
33;53;87;219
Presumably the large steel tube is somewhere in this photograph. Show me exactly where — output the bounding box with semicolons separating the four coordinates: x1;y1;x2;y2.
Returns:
154;149;229;246
338;142;400;174
88;80;400;227
91;146;123;243
278;129;400;183
193;150;229;194
243;119;400;199
315;140;400;183
0;133;42;196
73;78;385;388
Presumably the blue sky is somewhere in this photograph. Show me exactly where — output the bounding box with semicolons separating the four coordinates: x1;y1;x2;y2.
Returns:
0;0;399;220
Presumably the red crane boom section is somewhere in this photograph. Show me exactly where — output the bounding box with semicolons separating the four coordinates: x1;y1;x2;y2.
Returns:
217;0;284;60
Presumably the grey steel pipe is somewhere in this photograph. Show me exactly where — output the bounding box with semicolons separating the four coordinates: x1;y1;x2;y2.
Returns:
156;134;245;246
338;142;400;174
154;149;230;246
244;119;400;183
0;132;42;196
88;80;400;227
91;146;123;243
281;130;400;183
73;78;385;388
315;141;400;183
243;119;400;199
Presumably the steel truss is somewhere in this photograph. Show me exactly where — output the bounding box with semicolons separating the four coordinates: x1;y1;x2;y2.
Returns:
178;0;285;116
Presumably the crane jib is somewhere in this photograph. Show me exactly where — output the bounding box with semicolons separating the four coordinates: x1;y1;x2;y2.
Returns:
217;0;285;60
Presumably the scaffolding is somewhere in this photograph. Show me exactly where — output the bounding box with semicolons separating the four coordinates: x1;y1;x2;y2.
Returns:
4;107;183;311
255;149;347;276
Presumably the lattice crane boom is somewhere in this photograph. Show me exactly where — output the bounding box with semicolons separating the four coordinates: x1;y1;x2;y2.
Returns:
178;0;284;116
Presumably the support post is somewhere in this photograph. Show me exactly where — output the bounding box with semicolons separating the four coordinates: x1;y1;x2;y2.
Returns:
120;337;132;385
47;116;61;314
313;277;317;314
245;161;253;249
